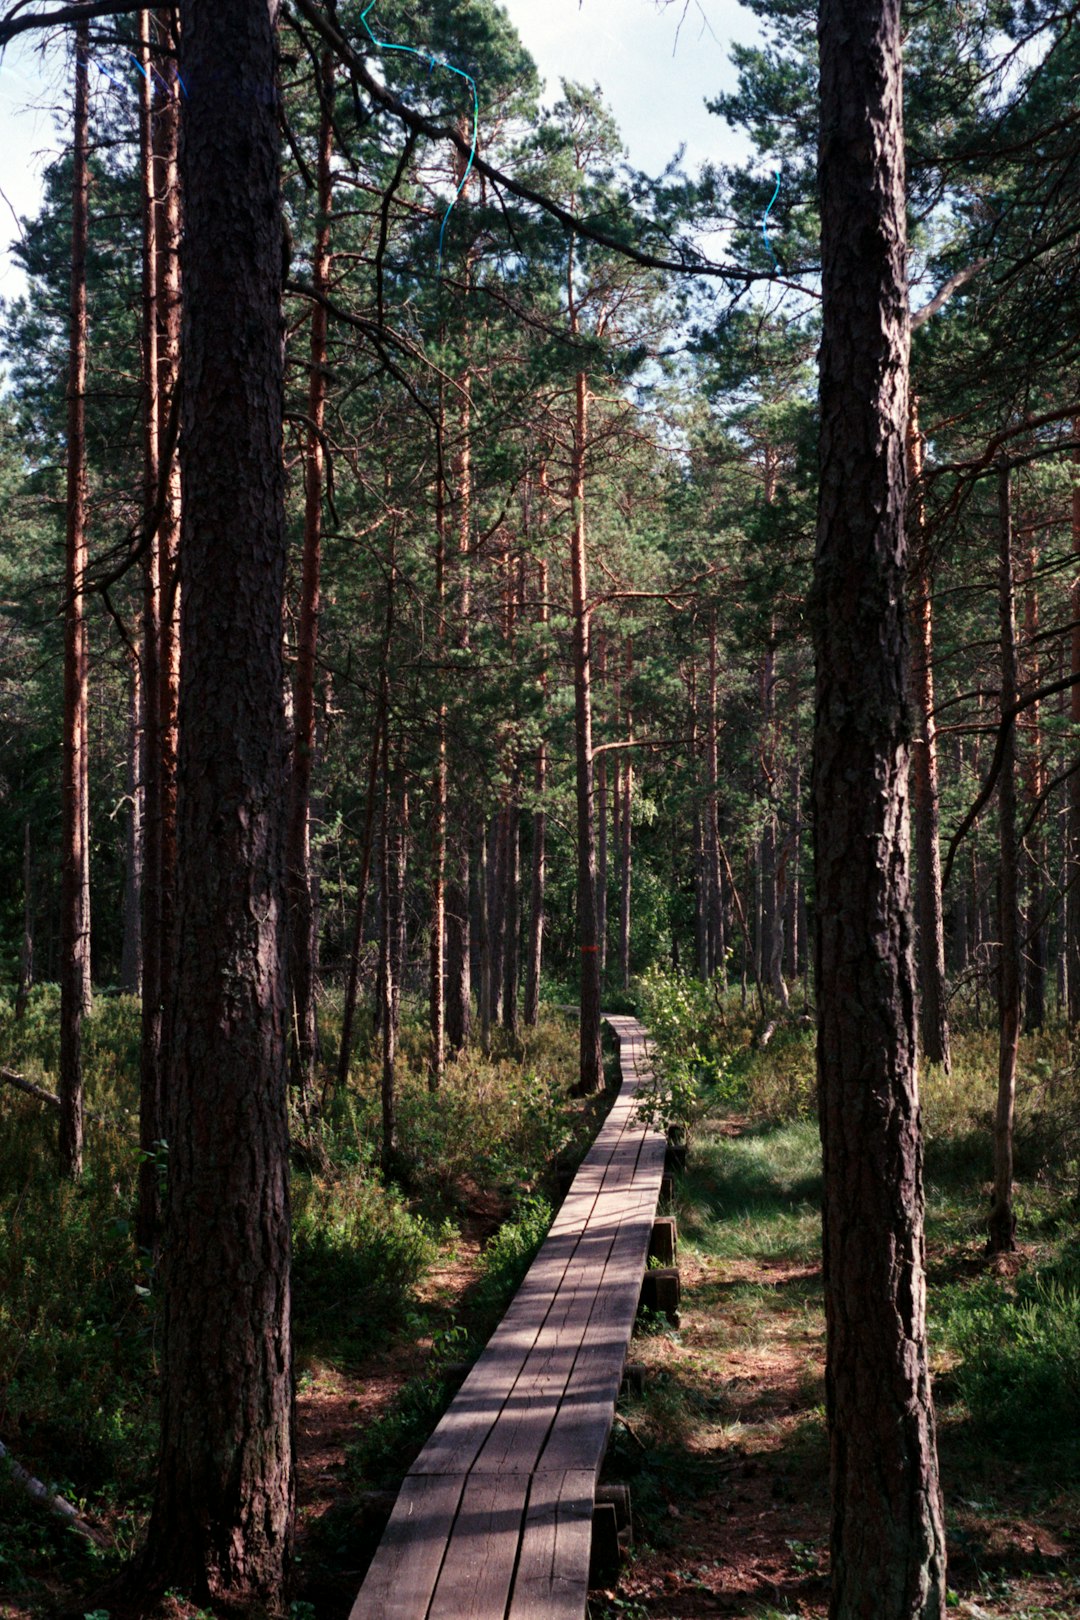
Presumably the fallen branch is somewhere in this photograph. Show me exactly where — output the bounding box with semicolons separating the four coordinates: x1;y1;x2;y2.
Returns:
1;1065;60;1109
0;1438;106;1545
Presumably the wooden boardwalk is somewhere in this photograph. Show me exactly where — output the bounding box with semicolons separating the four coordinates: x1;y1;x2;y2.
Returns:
352;1015;668;1620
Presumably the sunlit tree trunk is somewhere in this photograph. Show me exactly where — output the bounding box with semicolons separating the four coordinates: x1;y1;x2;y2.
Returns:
143;0;293;1598
570;365;603;1092
60;16;91;1181
908;401;950;1070
814;0;947;1605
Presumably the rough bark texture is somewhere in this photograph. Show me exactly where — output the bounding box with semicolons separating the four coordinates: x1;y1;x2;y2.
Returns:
137;6;163;1247
59;17;91;1181
142;1;293;1602
1068;419;1080;1023
908;404;951;1071
814;0;947;1610
989;465;1019;1254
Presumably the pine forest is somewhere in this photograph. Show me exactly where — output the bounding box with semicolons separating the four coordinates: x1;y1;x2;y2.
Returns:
0;0;1077;1617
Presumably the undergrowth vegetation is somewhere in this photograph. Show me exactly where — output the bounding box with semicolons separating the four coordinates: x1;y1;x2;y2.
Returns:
626;966;1080;1616
0;986;588;1610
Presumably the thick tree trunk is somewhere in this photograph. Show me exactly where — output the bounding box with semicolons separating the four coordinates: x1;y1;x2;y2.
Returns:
814;0;947;1609
429;411;447;1087
142;2;293;1602
989;465;1020;1254
59;18;91;1181
286;52;334;1107
908;403;951;1070
570;367;603;1093
619;746;633;990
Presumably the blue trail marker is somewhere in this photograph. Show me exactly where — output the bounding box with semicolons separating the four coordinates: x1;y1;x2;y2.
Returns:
762;165;781;271
359;1;478;276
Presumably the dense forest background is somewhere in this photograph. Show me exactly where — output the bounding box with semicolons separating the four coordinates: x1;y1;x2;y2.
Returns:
0;0;1078;1615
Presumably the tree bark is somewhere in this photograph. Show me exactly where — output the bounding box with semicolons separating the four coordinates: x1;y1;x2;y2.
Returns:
155;6;182;1099
814;0;947;1607
120;655;144;996
1023;538;1045;1033
59;15;91;1181
1068;415;1080;1023
908;401;951;1070
142;2;293;1602
524;557;548;1027
989;463;1020;1254
286;51;334;1107
379;729;398;1177
336;536;395;1094
570;366;603;1092
502;788;521;1036
137;4;163;1248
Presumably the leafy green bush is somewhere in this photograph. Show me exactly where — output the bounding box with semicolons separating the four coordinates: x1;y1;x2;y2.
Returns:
291;1172;434;1355
938;1258;1080;1444
474;1193;552;1312
633;966;732;1130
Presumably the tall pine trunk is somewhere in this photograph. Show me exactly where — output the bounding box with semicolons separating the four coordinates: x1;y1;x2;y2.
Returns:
524;557;548;1027
814;0;947;1606
908;401;951;1070
142;2;293;1600
59;17;91;1181
286;52;334;1106
570;366;603;1092
1068;417;1080;1022
137;7;164;1247
989;464;1020;1254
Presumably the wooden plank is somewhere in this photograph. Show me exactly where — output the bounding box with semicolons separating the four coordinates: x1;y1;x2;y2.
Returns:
426;1472;530;1620
537;1208;659;1475
508;1470;595;1620
350;1472;466;1620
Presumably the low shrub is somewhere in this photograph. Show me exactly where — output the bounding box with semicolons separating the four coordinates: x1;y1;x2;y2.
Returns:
291;1172;434;1356
937;1254;1080;1447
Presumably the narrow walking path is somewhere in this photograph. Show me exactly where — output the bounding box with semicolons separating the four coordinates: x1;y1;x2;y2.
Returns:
352;1015;667;1620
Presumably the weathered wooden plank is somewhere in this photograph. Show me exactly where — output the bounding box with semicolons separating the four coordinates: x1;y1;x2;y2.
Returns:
507;1470;595;1620
426;1473;530;1620
350;1472;466;1620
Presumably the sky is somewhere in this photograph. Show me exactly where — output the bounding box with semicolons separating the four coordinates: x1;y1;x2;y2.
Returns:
0;0;764;306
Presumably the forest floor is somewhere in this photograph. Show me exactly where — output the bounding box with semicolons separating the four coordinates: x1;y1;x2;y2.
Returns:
1;1000;1079;1620
282;1096;1080;1620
